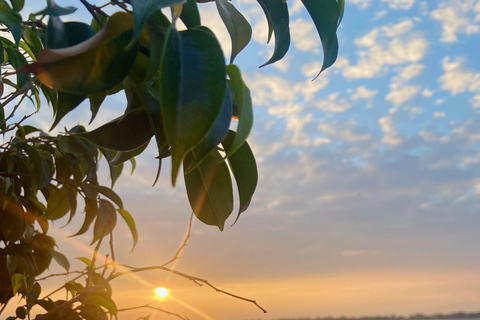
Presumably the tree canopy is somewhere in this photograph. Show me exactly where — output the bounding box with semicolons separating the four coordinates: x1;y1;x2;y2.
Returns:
0;0;343;319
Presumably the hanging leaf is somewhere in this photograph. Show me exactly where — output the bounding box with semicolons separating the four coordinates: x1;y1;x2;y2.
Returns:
110;139;150;167
257;0;290;67
95;186;124;209
9;0;24;12
160;26;226;185
72;197;98;237
216;0;252;64
130;0;185;42
34;0;77;16
78;108;154;151
225;64;253;157
180;0;201;29
88;91;106;124
50;92;86;131
19;12;138;95
91;199;117;245
145;11;171;82
50;250;70;272
117;208;138;252
185;87;232;173
45;186;70;220
222;131;257;223
301;0;340;77
0;1;22;25
184;149;233;230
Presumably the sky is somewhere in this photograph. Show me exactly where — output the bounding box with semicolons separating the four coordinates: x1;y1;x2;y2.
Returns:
4;0;480;319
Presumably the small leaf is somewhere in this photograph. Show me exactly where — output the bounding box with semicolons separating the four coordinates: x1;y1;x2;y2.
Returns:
19;12;138;95
222;131;257;222
216;0;252;64
257;0;290;67
184;149;233;230
50;250;70;271
35;0;77;16
117;208;138;252
76;257;92;267
160;26;226;185
130;0;185;42
95;186;123;209
11;273;24;295
301;0;341;76
51;92;86;130
45;186;70;220
180;0;201;29
72;197;97;237
91;199;117;245
110;139;150;167
225;65;253;157
78;108;154;151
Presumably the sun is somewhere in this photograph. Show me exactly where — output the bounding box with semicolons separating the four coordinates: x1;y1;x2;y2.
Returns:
155;287;169;299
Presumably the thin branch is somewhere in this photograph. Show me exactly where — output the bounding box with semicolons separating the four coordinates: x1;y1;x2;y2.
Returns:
162;212;194;267
118;304;189;320
0;77;34;111
86;236;104;287
36;270;86;281
110;265;267;313
109;231;116;276
79;0;104;26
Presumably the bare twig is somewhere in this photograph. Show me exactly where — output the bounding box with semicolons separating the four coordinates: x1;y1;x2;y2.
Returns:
110;265;267;313
36;270;86;281
86;236;104;287
79;0;104;26
109;231;117;276
162;212;194;267
118;304;189;320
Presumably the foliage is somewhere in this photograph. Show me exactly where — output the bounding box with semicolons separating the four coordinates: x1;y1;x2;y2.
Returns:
0;0;343;319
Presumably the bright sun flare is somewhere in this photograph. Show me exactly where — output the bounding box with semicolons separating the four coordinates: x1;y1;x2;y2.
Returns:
155;287;169;298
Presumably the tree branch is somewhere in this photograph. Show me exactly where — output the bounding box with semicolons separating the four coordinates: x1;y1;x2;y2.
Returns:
118;304;189;320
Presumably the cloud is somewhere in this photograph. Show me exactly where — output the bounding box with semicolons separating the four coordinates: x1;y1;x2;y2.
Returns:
316;93;352;113
318;119;372;142
440;56;480;95
431;0;480;42
290;18;320;53
382;0;416;10
352;86;378;100
349;0;373;9
422;89;434;97
379;114;403;145
433;111;446;118
386;85;420;106
342;19;428;79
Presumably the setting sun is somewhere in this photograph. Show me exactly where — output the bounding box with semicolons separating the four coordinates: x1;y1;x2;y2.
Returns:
155;287;169;299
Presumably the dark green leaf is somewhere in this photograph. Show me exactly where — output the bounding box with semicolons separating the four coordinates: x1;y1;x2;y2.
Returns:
160;26;226;185
72;197;97;236
117;208;138;252
225;65;253;157
50;250;70;271
185;87;232;173
145;11;170;82
91;199;117;245
130;0;185;42
8;23;21;46
180;0;200;29
35;0;77;16
257;0;290;67
78;108;154;151
27;282;41;310
45;186;70;220
216;0;252;64
301;0;340;76
46;16;66;49
0;1;22;25
51;92;86;130
22;28;43;58
95;186;123;209
222;131;257;222
5;46;28;89
9;0;24;11
110;139;150;167
88;91;106;124
338;0;345;26
184;149;233;230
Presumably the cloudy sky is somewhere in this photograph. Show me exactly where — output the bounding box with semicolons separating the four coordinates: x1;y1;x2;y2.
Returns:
5;0;480;319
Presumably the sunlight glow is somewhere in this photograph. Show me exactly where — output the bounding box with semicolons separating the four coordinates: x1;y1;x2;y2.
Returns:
155;287;169;298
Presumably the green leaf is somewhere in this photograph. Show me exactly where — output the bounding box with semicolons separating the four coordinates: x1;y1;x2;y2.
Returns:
22;27;43;58
184;149;233;230
88;91;106;124
19;12;138;95
50;250;70;272
35;0;77;16
130;0;185;42
160;26;226;185
51;92;86;130
110;139;150;167
11;273;24;295
117;208;138;252
301;0;340;76
0;1;22;25
27;282;41;310
225;65;253;157
95;186;123;209
91;199;117;245
257;0;290;67
76;257;92;267
84;294;117;317
78;108;154;151
222;131;257;222
180;0;201;29
5;46;28;89
185;87;232;173
9;0;24;11
338;0;345;26
216;0;251;64
145;11;170;82
72;197;98;237
46;16;66;49
45;186;70;220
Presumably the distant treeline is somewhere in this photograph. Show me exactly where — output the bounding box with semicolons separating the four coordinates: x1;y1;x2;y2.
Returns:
275;312;480;320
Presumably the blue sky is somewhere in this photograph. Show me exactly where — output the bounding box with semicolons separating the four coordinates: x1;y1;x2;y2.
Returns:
5;0;480;319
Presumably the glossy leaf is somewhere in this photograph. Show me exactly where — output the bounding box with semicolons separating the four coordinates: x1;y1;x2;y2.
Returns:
130;0;185;42
184;149;233;230
9;0;24;11
0;1;21;25
257;0;290;67
22;28;43;58
160;26;226;185
45;186;69;220
91;199;117;245
50;250;70;272
180;0;201;29
216;0;252;64
117;208;138;252
51;92;86;130
5;46;28;89
185;87;232;173
35;0;77;16
301;0;340;76
225;64;253;157
145;11;170;82
19;12;138;95
11;273;24;295
78;108;154;151
223;131;257;222
110;139;150;167
88;91;106;124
